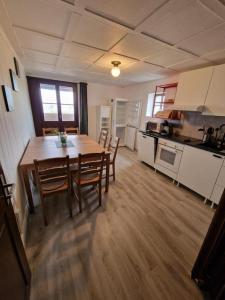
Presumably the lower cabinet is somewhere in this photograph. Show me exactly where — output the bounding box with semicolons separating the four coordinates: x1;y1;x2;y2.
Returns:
210;165;225;205
177;146;224;199
137;133;155;167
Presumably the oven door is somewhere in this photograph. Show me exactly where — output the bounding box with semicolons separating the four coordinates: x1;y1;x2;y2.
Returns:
155;144;182;173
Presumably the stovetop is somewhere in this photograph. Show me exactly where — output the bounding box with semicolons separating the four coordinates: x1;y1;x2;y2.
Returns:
141;131;225;156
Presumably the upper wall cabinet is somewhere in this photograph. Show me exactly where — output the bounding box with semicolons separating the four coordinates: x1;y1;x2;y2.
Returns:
174;66;214;111
203;64;225;116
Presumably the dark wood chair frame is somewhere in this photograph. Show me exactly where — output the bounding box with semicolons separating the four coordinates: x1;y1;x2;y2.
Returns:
64;127;79;135
34;155;73;226
98;128;109;148
71;152;105;212
104;136;120;181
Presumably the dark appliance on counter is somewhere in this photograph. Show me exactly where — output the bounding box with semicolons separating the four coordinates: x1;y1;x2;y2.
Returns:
160;121;173;137
146;121;164;134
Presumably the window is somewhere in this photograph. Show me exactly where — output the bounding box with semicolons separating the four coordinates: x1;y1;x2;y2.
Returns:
40;84;58;121
59;86;74;121
146;93;154;117
40;83;75;122
153;93;165;116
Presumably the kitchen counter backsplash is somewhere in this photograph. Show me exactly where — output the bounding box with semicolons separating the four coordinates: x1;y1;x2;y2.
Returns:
173;111;225;139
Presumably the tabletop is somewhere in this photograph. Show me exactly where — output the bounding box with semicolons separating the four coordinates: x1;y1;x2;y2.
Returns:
20;135;108;167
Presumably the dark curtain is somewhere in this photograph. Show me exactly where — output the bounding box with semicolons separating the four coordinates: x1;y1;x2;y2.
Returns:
192;190;225;300
27;76;43;136
79;82;88;134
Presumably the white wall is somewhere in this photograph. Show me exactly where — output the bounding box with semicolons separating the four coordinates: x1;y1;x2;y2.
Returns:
0;26;35;237
87;82;124;140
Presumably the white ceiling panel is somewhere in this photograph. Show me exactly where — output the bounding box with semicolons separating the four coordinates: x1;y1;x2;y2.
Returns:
122;61;175;78
23;50;57;65
139;0;223;45
24;62;56;73
62;43;105;63
82;0;168;27
200;0;225;20
15;28;62;55
178;24;225;55
69;14;127;50
111;34;168;60
203;49;225;63
88;53;136;75
4;0;70;38
145;47;195;67
59;57;90;70
170;58;212;71
95;53;136;69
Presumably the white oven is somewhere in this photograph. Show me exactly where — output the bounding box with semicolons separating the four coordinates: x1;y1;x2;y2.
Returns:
155;139;184;179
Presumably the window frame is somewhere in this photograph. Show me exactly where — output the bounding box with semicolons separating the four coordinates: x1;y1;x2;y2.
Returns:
38;78;78;131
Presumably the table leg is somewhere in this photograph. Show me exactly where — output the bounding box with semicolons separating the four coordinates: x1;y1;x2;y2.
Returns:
105;153;110;193
20;166;35;214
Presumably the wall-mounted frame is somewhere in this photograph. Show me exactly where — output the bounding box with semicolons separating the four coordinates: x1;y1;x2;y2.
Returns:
1;85;14;112
13;57;20;77
9;69;19;91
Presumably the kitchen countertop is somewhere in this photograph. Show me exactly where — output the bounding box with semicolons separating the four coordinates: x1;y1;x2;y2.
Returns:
140;131;225;157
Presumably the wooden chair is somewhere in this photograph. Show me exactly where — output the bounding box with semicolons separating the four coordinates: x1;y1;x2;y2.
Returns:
105;136;120;181
98;129;109;148
34;156;73;226
71;152;105;212
65;127;79;135
42;127;59;136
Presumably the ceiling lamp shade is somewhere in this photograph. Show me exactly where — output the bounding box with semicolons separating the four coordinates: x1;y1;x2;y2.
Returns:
111;61;121;77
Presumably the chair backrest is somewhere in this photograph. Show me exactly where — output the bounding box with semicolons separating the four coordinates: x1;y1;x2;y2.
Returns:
108;136;120;162
98;129;109;148
65;127;79;135
77;152;105;184
42;128;59;136
34;156;70;194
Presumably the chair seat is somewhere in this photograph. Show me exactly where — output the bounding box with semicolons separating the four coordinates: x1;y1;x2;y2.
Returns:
73;173;100;186
41;179;69;195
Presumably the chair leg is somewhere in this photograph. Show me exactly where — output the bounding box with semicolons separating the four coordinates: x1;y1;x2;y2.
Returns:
112;162;116;181
40;195;48;226
67;191;73;218
78;186;82;213
98;181;102;207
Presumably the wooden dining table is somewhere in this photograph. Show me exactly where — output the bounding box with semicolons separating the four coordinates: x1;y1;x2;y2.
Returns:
19;135;110;213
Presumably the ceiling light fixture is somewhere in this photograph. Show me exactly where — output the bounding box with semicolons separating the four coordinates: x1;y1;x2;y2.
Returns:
111;61;121;77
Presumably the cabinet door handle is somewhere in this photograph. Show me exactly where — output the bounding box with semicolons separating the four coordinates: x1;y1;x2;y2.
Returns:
213;154;223;159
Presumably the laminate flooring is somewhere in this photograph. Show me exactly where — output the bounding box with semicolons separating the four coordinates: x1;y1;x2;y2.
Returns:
26;148;214;300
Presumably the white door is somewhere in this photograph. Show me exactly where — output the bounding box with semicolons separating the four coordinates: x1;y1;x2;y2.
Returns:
137;134;155;167
174;66;214;111
177;146;223;198
125;126;136;150
203;64;225;116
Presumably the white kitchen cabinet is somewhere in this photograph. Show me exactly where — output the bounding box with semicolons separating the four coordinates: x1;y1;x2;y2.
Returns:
137;133;155;167
210;165;225;205
174;66;214;111
203;64;225;116
177;146;223;199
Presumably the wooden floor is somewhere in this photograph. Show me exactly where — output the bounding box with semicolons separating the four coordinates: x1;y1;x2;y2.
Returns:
26;148;214;300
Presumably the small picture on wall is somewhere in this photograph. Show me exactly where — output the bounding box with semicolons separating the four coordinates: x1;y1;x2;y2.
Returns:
13;57;20;77
9;69;19;91
1;85;14;112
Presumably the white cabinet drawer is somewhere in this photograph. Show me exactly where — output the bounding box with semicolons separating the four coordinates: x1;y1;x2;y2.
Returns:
158;138;184;151
211;185;225;205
